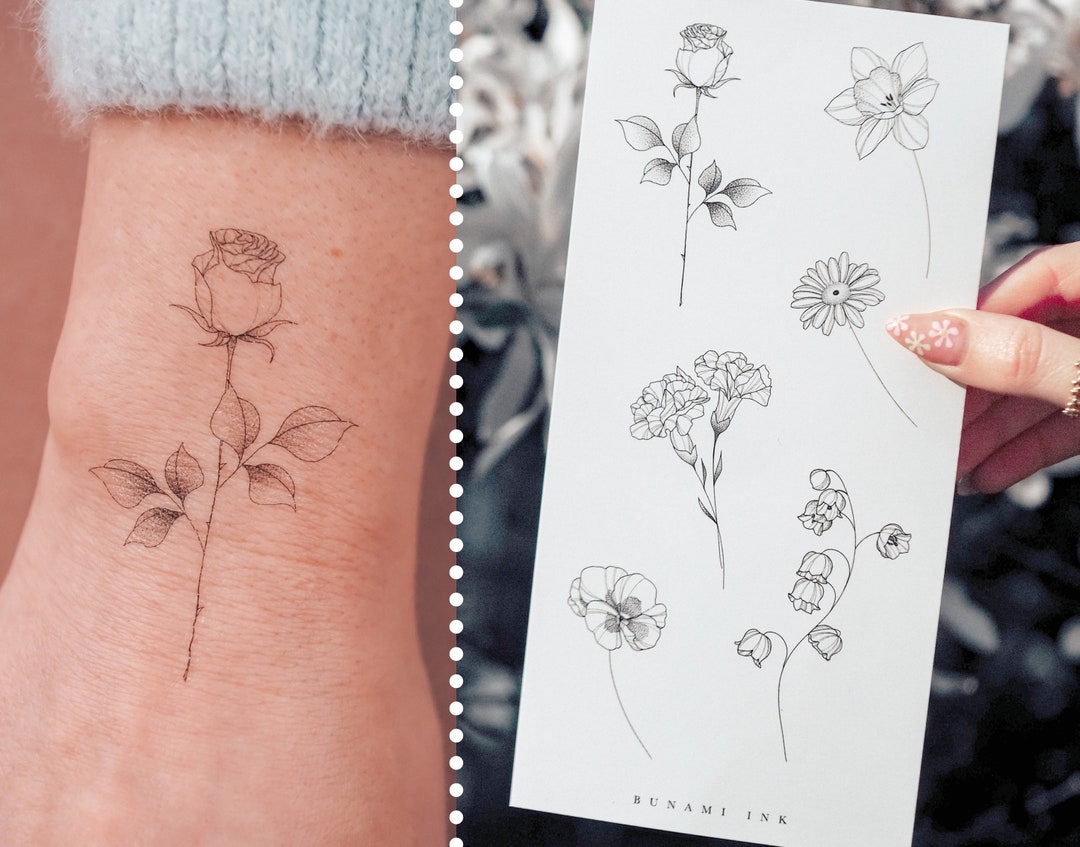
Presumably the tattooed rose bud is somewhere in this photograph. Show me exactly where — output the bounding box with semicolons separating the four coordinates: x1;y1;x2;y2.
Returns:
876;523;911;559
674;24;733;93
191;229;286;337
735;628;772;668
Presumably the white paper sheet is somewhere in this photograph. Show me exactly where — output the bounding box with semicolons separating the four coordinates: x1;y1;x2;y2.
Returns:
510;1;1008;845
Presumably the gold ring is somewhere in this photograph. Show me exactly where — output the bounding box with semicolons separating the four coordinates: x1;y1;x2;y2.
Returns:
1064;361;1080;418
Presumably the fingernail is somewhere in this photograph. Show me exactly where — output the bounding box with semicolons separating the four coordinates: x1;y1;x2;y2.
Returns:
886;312;967;366
955;475;976;496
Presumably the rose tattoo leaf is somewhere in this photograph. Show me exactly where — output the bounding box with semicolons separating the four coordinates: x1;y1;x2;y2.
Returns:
616;116;665;151
91;460;164;508
705;201;736;229
720;178;771;208
698;160;722;195
211;383;259;456
641;158;676;186
165;443;204;503
244;463;296;509
269;406;356;462
672;116;700;159
125;507;182;548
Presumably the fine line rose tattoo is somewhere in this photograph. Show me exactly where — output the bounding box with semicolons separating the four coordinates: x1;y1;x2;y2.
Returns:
616;23;771;306
90;229;356;681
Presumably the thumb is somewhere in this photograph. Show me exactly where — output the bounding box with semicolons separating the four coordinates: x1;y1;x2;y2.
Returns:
886;309;1080;409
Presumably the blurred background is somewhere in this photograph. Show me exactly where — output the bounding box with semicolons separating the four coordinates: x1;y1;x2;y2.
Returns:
455;1;1080;844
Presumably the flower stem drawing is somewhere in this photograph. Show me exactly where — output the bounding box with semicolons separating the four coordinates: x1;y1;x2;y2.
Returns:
630;351;771;587
735;469;912;761
791;252;916;426
91;229;356;680
616;24;771;306
569;566;668;758
825;43;939;278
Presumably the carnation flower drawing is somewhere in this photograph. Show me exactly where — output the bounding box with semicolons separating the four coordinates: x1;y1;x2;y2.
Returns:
791;252;915;426
91;229;356;680
630;350;771;588
568;566;668;758
616;23;771;306
734;469;913;761
825;43;939;278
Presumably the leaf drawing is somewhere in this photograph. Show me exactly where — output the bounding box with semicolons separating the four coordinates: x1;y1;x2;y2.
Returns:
91;459;164;508
617;24;770;305
125;507;183;548
616;116;665;151
165;444;204;503
244;463;296;509
91;229;356;680
269;406;356;462
211;383;259;456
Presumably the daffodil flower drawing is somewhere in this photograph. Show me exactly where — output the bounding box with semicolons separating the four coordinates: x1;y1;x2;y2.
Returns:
791;252;915;426
826;43;939;278
569;566;668;758
630;351;771;587
735;469;913;761
91;229;356;680
616;24;771;306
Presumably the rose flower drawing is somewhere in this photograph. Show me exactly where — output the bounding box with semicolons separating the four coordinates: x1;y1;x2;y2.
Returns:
734;469;912;761
791;252;915;426
825;43;939;277
569;566;667;758
630;350;771;587
91;229;355;680
616;24;770;306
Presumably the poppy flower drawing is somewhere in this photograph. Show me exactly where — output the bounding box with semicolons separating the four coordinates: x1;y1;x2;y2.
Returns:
825;43;939;278
735;469;914;761
791;253;915;426
569;566;667;758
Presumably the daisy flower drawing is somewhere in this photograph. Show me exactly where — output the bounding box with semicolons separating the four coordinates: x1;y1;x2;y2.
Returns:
791;253;915;426
826;43;940;278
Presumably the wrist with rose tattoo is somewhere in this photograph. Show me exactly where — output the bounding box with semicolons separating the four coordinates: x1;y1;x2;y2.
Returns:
0;114;452;845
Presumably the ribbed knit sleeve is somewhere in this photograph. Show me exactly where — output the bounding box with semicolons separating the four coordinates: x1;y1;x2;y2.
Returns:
39;0;454;140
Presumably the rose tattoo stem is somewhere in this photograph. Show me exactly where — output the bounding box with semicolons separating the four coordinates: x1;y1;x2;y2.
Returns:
848;326;916;427
610;651;652;760
183;337;236;681
678;90;702;307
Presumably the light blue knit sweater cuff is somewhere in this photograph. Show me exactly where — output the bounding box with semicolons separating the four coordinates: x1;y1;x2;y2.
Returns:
40;0;454;140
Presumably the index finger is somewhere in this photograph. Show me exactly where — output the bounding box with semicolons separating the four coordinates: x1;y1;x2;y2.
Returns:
978;242;1080;321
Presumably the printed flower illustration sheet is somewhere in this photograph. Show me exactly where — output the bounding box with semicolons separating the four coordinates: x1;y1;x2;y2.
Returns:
511;2;1007;846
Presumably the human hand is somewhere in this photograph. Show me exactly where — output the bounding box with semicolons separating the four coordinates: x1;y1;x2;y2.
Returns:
888;242;1080;493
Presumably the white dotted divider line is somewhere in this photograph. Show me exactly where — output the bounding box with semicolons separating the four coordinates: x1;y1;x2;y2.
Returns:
448;6;463;846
